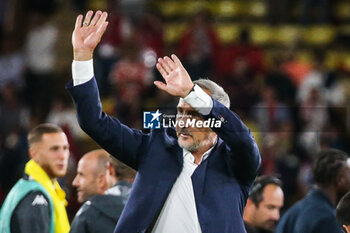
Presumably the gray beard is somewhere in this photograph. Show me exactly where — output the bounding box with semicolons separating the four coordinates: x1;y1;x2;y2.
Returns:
178;139;200;153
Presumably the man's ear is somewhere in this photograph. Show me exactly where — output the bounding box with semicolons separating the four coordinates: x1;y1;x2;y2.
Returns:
247;198;260;211
97;173;108;191
245;198;256;211
338;177;344;187
337;171;346;189
97;173;105;184
108;162;115;177
29;146;36;159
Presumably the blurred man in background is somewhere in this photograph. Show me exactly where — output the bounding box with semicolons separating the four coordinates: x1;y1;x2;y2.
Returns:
276;149;349;233
0;123;70;233
336;190;350;233
70;149;135;233
244;175;284;233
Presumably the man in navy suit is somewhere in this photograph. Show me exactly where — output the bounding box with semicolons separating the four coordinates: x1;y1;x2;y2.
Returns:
67;10;261;233
276;149;350;233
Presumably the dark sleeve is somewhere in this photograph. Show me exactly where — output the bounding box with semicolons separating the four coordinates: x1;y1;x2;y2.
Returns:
66;78;149;170
11;191;51;233
313;216;343;233
70;205;89;233
275;215;288;233
203;98;261;185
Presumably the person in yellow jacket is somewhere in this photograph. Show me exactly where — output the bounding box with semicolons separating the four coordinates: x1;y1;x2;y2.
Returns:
0;123;70;233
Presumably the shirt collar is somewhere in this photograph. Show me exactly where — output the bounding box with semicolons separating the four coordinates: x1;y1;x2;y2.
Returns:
183;143;216;165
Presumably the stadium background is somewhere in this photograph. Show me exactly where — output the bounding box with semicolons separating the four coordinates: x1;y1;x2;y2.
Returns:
0;0;349;220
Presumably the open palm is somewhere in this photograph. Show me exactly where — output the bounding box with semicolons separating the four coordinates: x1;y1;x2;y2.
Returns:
155;55;194;97
72;11;108;59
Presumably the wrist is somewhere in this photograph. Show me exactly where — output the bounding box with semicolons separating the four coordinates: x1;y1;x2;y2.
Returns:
181;83;195;98
73;50;93;61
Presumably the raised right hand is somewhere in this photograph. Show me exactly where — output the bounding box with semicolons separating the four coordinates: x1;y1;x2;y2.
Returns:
72;10;108;61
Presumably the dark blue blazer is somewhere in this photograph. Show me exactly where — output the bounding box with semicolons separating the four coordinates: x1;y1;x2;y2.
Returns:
67;78;261;233
275;188;343;233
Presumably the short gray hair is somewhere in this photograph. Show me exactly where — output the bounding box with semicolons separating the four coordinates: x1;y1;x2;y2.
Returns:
193;79;230;108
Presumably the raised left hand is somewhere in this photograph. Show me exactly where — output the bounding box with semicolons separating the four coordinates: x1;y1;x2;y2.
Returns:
154;55;194;98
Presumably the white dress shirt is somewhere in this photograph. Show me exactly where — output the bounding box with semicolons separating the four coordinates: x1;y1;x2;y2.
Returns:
151;148;213;233
72;59;215;233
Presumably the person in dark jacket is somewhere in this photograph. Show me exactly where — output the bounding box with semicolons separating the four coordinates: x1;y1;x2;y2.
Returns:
243;176;284;233
70;149;135;233
336;191;350;233
276;149;350;233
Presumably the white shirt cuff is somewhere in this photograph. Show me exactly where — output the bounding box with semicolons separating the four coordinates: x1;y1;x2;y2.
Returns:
183;84;213;115
72;59;94;86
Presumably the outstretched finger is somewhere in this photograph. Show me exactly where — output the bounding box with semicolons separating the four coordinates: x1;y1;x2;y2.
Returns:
90;10;102;26
156;63;168;79
159;57;172;74
75;14;83;29
154;81;168;92
83;10;94;26
96;12;108;26
164;56;176;71
171;54;184;69
96;21;108;38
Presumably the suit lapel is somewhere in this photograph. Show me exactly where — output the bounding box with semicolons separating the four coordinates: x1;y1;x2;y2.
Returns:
191;138;224;203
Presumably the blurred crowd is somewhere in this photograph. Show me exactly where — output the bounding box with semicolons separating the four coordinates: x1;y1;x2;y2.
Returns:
0;0;349;219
